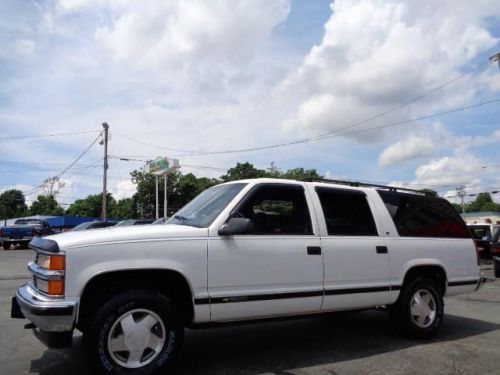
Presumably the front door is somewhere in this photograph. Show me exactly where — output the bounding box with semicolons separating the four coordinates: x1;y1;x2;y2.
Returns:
207;183;324;321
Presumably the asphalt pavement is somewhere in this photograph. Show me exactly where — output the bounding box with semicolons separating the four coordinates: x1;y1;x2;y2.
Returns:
1;249;499;375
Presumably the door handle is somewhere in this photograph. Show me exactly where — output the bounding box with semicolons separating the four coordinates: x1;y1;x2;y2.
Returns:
307;246;322;255
376;246;388;254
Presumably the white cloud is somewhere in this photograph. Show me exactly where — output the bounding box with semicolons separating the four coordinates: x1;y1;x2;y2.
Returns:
112;179;137;201
379;135;436;166
281;0;499;137
15;39;35;56
92;0;290;67
413;153;484;186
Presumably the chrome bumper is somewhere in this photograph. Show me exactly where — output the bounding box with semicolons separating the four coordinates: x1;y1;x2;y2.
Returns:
1;237;32;242
14;283;76;332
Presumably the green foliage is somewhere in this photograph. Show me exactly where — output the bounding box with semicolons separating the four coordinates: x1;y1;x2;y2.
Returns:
221;162;267;181
111;198;135;219
128;162;321;219
465;192;500;213
29;195;64;216
66;193;116;218
0;189;27;219
419;188;438;197
221;162;321;182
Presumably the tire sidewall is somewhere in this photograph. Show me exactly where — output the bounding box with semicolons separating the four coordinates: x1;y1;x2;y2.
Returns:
394;278;444;338
88;291;183;375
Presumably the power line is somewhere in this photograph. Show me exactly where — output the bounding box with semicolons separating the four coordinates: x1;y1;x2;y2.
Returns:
115;97;500;156
327;97;500;139
112;58;495;155
0;130;99;142
23;131;103;196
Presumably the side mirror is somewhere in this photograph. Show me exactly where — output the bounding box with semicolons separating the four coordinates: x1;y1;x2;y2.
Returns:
218;217;254;236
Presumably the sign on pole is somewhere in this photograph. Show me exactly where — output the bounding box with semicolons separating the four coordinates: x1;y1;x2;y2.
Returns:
144;157;180;219
145;157;179;176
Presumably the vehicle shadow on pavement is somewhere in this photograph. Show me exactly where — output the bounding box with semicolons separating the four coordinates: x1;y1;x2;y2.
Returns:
30;310;500;375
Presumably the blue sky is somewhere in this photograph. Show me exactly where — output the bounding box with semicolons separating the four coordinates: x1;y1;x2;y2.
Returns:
0;0;499;206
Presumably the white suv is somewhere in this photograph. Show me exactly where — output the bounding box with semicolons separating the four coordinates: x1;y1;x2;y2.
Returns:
11;178;482;374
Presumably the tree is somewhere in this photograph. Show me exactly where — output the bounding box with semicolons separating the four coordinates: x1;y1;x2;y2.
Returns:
221;162;267;181
66;193;116;218
0;189;27;219
29;195;64;216
281;167;321;181
42;176;65;197
419;188;438;197
466;193;500;213
111;198;135;219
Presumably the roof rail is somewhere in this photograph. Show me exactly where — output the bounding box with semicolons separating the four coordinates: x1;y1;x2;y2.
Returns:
303;178;432;196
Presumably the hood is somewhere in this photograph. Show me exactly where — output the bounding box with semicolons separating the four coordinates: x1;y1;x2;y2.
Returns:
45;224;208;250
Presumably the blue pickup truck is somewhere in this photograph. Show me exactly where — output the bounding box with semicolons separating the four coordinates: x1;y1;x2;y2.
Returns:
0;218;55;250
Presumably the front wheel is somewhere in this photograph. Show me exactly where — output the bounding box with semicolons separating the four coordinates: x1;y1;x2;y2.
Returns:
389;277;443;339
84;290;184;375
2;242;11;250
494;260;500;278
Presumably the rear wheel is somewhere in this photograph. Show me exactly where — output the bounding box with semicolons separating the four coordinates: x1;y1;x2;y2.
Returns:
2;242;11;250
84;290;184;375
494;260;500;278
389;277;443;338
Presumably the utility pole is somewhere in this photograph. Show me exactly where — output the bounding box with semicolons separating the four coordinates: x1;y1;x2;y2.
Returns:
457;185;466;214
490;52;500;69
101;122;109;221
164;173;168;218
155;176;159;220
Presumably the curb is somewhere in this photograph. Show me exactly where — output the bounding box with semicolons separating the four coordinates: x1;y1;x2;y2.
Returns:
0;275;31;281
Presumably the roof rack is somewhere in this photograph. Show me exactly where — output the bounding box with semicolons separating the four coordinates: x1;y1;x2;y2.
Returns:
303;178;432;196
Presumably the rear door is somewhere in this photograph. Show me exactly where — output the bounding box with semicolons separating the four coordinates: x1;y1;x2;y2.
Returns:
310;186;392;311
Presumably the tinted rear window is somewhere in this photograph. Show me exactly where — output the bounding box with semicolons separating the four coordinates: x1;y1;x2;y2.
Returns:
378;190;470;238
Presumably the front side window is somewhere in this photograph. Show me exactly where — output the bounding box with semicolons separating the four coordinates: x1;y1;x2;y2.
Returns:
167;183;247;228
378;190;470;238
232;184;313;235
315;187;377;236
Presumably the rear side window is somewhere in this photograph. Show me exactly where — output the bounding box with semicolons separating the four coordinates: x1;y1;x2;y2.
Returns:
315;187;378;236
377;190;470;238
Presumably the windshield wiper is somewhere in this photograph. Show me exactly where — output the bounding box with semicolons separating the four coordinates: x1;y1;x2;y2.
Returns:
173;215;189;221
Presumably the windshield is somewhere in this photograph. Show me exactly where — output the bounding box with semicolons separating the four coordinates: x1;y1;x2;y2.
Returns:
493;226;500;243
14;219;41;225
167;183;246;228
115;220;135;227
72;222;94;231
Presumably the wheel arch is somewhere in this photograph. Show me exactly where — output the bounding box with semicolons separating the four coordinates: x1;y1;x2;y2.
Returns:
400;262;448;296
77;268;195;331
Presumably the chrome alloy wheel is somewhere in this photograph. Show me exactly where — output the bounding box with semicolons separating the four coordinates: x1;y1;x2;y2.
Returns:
410;289;437;328
107;308;166;368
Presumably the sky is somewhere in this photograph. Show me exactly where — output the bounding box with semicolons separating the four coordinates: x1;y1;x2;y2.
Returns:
0;0;500;208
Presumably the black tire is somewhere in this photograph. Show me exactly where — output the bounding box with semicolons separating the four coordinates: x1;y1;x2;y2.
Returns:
494;260;500;278
389;277;443;339
2;242;11;250
84;290;184;375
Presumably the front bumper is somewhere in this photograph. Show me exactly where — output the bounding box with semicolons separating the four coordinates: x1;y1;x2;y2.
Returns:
1;237;32;242
13;283;76;332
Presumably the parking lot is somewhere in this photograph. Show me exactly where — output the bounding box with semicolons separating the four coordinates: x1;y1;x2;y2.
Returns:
1;249;499;375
